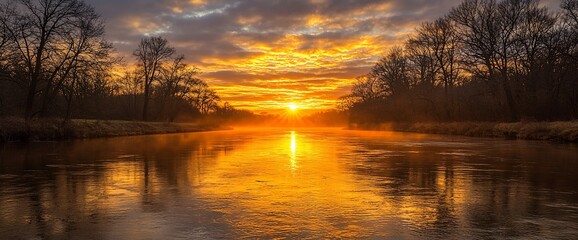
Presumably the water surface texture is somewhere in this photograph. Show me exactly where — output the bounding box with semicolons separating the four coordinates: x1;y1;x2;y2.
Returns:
1;129;578;239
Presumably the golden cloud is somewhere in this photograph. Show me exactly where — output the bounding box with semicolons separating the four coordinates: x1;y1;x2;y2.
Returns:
94;0;458;113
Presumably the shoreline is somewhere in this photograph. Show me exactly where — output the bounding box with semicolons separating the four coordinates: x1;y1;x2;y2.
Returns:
3;118;578;143
0;118;228;142
349;121;578;142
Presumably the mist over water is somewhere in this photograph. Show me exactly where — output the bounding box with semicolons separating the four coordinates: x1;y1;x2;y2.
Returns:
1;129;578;239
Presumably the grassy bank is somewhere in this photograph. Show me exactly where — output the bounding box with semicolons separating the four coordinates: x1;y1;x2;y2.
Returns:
0;118;225;142
352;121;578;142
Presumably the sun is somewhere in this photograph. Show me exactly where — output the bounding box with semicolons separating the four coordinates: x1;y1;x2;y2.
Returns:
288;103;298;111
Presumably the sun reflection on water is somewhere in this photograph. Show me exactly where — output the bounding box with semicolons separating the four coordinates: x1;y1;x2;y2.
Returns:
2;130;578;239
290;131;298;172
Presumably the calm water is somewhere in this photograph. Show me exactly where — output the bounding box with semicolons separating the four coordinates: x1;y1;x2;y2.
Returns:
1;128;578;239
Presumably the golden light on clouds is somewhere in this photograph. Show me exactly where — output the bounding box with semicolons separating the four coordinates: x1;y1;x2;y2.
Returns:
88;0;465;113
201;33;394;113
189;0;205;4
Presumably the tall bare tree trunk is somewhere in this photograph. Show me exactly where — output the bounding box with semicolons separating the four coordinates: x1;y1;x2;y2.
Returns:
142;84;150;121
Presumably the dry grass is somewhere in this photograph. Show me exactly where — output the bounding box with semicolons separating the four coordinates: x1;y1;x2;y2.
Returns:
352;121;578;142
0;118;225;142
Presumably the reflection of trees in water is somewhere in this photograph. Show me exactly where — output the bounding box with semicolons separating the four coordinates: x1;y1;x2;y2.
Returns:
0;133;240;239
1;133;577;238
345;139;578;238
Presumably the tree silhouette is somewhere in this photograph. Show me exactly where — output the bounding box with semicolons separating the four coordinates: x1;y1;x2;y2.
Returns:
0;0;109;123
133;36;175;121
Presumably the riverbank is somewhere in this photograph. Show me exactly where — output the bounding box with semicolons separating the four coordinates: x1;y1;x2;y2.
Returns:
0;118;225;142
351;121;578;142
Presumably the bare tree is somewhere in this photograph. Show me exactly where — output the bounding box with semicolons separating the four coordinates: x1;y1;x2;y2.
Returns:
413;17;462;119
0;16;10;83
0;0;106;122
342;0;578;123
337;95;360;112
561;0;578;61
115;68;143;119
45;8;113;118
449;0;533;120
405;37;437;88
349;75;385;101
510;2;557;115
61;64;112;121
60;40;116;122
0;16;8;66
370;47;410;97
189;82;220;115
560;0;578;116
133;36;175;121
405;34;439;116
156;55;203;121
563;0;578;25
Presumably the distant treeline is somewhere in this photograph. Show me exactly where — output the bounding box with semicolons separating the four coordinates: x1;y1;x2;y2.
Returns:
0;0;254;124
341;0;578;124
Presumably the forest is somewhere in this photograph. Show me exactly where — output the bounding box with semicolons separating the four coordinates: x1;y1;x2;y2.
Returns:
341;0;578;125
0;0;259;126
1;0;578;133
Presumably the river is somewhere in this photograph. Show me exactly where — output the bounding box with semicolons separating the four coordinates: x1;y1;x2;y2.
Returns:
1;128;577;239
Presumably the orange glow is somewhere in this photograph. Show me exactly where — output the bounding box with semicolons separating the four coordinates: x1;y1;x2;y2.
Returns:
192;19;408;114
203;35;394;113
114;1;424;114
2;129;562;238
290;131;298;172
196;129;391;237
288;103;298;111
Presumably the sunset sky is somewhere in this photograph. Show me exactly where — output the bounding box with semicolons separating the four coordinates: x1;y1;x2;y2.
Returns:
85;0;559;114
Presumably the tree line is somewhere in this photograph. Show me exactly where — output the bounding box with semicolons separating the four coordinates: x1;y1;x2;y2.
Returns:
0;0;231;124
341;0;578;125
